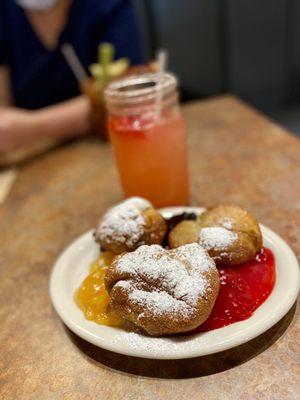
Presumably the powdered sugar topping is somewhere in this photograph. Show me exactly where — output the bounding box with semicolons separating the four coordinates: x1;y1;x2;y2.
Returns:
114;243;216;319
110;330;199;355
199;227;238;251
221;217;234;230
96;197;151;247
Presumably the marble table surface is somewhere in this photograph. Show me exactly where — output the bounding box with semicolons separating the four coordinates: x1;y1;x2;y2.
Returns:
0;96;299;400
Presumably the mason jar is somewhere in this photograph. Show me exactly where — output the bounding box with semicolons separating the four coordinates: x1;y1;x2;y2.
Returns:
105;73;189;207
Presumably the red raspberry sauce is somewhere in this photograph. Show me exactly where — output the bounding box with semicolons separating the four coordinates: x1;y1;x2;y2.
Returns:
193;247;276;333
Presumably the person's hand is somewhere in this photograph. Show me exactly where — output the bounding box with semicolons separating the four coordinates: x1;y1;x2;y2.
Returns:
0;96;92;158
0;108;38;153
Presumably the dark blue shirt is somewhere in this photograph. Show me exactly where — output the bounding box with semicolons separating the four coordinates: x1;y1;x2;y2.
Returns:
0;0;144;109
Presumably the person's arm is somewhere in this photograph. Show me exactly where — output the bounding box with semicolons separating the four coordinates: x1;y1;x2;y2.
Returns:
0;95;92;153
34;95;92;141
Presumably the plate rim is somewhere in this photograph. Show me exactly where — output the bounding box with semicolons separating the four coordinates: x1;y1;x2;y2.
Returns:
49;207;300;359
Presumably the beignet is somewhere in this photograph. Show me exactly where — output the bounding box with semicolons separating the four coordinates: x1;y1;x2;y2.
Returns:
95;197;167;254
105;243;219;336
169;205;262;266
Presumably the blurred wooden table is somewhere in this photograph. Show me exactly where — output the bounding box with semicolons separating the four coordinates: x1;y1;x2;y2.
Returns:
0;96;299;400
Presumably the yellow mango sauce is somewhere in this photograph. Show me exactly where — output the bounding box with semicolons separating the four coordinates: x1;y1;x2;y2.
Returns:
75;252;124;327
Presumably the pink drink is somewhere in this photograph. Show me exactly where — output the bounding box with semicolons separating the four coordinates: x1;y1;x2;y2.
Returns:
106;73;189;207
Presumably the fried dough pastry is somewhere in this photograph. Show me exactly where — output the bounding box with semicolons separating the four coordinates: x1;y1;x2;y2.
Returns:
105;243;219;336
95;197;167;254
169;205;262;266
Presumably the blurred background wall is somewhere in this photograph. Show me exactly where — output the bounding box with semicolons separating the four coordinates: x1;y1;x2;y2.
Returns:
134;0;300;135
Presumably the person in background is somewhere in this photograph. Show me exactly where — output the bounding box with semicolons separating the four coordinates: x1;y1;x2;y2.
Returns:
0;0;144;153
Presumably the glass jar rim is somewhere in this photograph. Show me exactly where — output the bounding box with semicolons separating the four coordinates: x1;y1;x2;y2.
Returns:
104;72;177;106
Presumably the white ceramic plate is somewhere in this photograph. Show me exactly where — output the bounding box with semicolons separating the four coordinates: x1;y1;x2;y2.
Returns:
49;207;300;360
